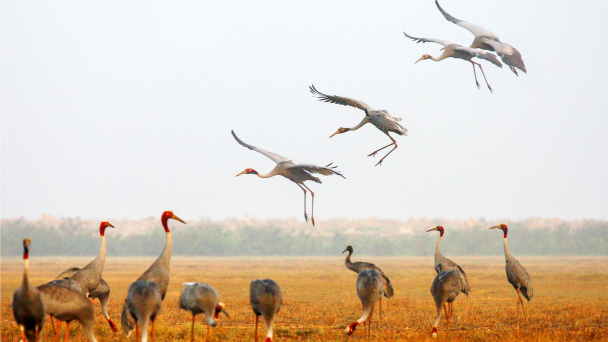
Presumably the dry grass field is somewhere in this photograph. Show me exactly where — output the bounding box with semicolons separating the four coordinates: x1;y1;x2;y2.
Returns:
2;256;608;341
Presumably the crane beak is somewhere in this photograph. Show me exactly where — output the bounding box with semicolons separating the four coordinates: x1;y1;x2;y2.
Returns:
342;248;348;254
426;227;438;232
415;56;425;64
489;225;501;230
171;214;186;224
221;308;230;318
330;130;341;138
108;222;115;228
236;170;247;177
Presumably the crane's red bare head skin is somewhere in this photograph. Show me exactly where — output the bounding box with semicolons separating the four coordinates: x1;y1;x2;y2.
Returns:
330;127;350;138
489;224;508;238
214;302;229;319
416;54;431;64
99;221;114;236
23;238;31;260
265;338;272;342
432;327;438;338
345;321;359;335
426;225;444;237
161;211;187;232
107;319;118;332
236;168;258;177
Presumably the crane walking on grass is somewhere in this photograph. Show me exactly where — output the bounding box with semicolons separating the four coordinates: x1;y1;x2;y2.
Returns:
250;279;282;342
342;245;394;319
430;270;463;339
232;130;345;227
12;238;45;342
309;85;407;166
435;0;526;76
403;32;502;92
344;269;383;338
179;283;229;342
490;224;533;319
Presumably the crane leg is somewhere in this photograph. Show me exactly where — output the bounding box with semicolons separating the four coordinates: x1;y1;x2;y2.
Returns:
373;134;398;166
207;323;210;342
136;323;141;342
296;184;308;223
368;305;374;339
151;320;155;342
53;320;63;342
19;326;26;342
510;65;519;76
473;61;493;93
470;61;481;89
254;315;258;342
50;316;57;336
379;297;382;321
368;141;395;158
190;315;195;342
443;304;450;324
63;321;69;342
302;183;315;227
516;288;527;320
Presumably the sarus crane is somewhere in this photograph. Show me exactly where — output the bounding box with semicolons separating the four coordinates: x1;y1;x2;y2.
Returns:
310;85;407;166
430;270;462;339
250;279;282;342
403;32;502;92
344;269;383;338
179;283;229;342
490;224;533;319
232;130;345;227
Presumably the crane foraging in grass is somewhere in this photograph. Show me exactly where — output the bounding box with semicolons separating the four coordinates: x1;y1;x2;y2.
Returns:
179;283;229;342
435;0;526;76
430;270;463;339
490;224;533;319
232;130;345;227
344;269;383;338
250;279;282;342
121;281;162;342
403;32;502;92
309;85;407;166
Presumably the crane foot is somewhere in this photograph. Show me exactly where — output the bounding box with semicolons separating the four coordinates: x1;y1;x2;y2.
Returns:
475;81;481;89
488;85;494;94
375;159;384;166
311;217;315;227
368;151;378;157
304;214;308;223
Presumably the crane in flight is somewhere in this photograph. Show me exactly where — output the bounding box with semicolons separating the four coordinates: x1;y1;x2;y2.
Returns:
310;85;407;166
435;0;526;76
403;32;502;92
232;130;345;226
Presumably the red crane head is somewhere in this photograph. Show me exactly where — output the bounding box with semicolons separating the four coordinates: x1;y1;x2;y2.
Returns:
426;225;445;237
214;302;230;319
345;321;359;335
99;221;115;236
23;238;31;260
161;211;187;233
489;224;508;238
330;127;350;138
236;168;259;177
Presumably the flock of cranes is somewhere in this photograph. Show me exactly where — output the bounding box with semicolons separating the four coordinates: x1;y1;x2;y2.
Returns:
12;215;533;341
11;1;530;341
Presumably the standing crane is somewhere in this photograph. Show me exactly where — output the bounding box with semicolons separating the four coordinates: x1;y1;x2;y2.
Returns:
309;85;407;166
179;283;229;342
342;245;394;319
435;0;526;76
71;221;115;296
250;279;282;342
120;211;186;338
12;238;45;342
430;270;462;339
490;224;533;319
232;130;345;227
56;268;118;332
344;269;383;338
403;32;502;92
121;281;162;342
426;226;471;302
37;281;97;342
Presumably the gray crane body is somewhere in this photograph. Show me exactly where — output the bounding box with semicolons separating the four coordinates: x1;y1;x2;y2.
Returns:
136;232;172;299
122;281;162;342
179;282;229;342
250;279;283;342
430;270;462;338
502;237;534;301
343;245;394;298
345;269;383;336
427;227;471;296
12;239;45;342
71;222;113;296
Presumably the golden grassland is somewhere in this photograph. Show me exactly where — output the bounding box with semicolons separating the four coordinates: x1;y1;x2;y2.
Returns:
2;256;608;341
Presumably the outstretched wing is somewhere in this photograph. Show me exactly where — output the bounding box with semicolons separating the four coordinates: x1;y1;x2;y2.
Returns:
288;163;346;179
483;39;526;74
231;130;292;164
435;0;499;40
455;46;503;67
310;85;374;115
403;32;453;47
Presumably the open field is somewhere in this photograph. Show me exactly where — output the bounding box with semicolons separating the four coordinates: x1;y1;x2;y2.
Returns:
2;256;608;341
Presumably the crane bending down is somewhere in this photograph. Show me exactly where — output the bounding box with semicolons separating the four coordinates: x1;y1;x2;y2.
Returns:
12;238;45;342
250;279;282;342
427;226;471;300
232;130;345;227
403;32;502;92
435;0;526;76
430;270;462;339
344;269;383;338
121;281;162;342
490;224;533;319
309;85;407;166
179;283;229;342
342;245;394;319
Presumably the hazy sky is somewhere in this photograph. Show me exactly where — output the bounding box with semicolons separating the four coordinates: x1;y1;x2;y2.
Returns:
2;1;607;222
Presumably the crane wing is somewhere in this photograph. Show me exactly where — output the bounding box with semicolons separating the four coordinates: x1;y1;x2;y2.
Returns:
482;39;526;74
435;0;499;40
288;163;346;179
403;32;453;48
310;85;374;115
231;130;292;164
455;46;503;67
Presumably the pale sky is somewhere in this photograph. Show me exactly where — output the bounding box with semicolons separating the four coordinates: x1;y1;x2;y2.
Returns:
2;1;607;222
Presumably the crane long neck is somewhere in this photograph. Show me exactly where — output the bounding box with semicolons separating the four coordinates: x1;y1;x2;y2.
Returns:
158;231;173;270
349;117;370;131
265;317;274;341
430;53;449;62
357;302;374;324
502;237;512;261
256;168;280;179
23;253;30;290
98;235;106;270
435;235;443;257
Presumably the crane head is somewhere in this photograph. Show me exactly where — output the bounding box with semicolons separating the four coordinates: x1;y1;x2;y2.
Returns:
432;327;438;338
161;211;187;232
342;245;353;254
426;225;445;236
236;168;259;177
330;127;350;138
214;302;230;319
415;54;431;64
489;224;508;238
345;321;359;335
23;238;31;259
100;221;115;236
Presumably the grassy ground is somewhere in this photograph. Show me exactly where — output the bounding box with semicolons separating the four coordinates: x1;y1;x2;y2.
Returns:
2;256;608;341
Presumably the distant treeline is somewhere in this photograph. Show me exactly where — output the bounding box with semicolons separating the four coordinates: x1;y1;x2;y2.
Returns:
2;218;606;257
